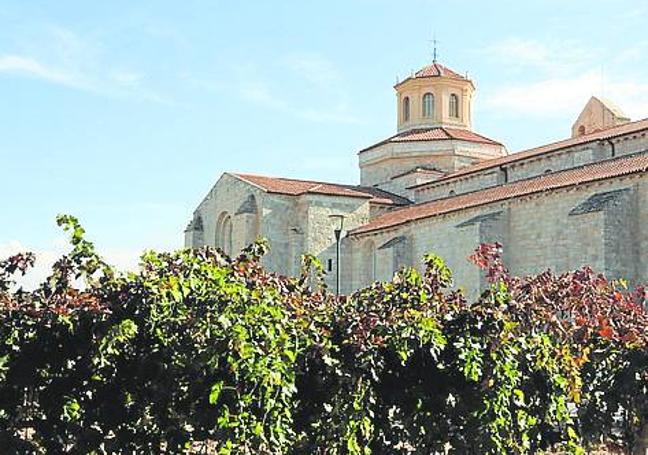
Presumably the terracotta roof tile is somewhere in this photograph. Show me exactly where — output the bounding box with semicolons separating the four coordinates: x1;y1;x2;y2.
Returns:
412;117;648;188
351;153;648;235
232;173;411;206
359;127;502;154
390;166;445;180
395;62;469;88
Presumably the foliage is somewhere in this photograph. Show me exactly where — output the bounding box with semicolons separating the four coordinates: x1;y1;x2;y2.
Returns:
0;216;646;453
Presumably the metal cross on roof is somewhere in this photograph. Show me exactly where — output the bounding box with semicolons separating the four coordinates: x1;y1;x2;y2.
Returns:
429;34;439;63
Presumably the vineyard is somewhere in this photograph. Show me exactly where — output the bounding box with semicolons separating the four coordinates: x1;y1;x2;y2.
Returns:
0;215;647;454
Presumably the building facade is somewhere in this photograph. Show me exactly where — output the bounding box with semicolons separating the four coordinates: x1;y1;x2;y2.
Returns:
185;60;648;296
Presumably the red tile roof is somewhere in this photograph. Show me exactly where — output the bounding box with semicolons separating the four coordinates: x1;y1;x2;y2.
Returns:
358;127;503;154
351;153;648;235
232;173;411;206
390;166;445;180
412;117;648;188
394;62;469;88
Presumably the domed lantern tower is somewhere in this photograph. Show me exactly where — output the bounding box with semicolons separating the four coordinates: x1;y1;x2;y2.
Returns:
357;60;506;197
395;62;474;132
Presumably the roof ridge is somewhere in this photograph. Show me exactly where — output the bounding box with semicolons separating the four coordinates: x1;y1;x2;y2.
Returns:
358;126;501;154
232;172;410;205
409;116;648;188
351;152;648;236
234;172;352;188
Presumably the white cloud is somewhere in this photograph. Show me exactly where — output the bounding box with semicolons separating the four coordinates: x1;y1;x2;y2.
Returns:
0;54;90;89
480;36;648;120
230;55;361;125
0;26;171;104
237;77;361;125
483;37;591;74
0;240;141;291
483;70;648;119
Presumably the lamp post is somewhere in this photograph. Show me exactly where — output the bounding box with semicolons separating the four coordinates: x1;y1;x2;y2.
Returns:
329;214;346;297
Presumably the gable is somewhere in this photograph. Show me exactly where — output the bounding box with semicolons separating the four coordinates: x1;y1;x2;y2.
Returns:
572;96;630;138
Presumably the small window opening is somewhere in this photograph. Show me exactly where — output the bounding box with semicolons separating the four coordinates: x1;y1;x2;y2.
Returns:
402;96;410;122
327;259;333;272
449;94;459;118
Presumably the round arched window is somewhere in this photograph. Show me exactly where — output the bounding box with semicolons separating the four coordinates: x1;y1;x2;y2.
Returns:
422;93;434;118
402;96;410;122
449;94;459;118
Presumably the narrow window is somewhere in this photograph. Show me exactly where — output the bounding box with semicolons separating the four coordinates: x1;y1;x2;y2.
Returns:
216;213;233;255
422;93;434;118
327;259;333;272
449;94;459;118
403;96;410;122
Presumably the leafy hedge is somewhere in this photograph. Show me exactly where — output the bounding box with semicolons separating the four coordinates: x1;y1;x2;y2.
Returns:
0;215;647;454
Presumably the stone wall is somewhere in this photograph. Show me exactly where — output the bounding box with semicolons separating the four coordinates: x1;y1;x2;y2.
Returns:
346;173;648;297
297;194;371;290
414;169;502;202
410;132;648;205
359;140;505;190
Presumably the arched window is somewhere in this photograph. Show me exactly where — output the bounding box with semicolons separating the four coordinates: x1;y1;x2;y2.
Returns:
578;125;586;136
544;169;553;174
402;96;410;122
422;93;434;118
449;94;459;118
216;213;233;256
449;190;456;196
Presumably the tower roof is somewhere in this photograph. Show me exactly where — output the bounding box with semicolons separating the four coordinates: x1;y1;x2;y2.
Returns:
395;62;470;88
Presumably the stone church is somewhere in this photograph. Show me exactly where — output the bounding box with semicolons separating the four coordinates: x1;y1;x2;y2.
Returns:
184;60;648;296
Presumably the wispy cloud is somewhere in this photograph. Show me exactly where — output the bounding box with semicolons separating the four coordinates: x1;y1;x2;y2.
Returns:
0;54;90;89
188;53;360;124
0;26;172;104
483;70;648;118
231;54;361;125
483;37;592;74
481;37;648;119
239;78;361;125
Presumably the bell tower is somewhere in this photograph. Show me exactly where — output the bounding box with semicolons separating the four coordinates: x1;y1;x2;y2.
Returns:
395;61;474;132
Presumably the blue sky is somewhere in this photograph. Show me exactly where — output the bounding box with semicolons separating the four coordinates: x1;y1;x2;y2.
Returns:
2;0;648;281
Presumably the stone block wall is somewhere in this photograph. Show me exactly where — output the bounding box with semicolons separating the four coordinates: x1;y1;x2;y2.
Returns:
347;173;648;297
414;170;502;203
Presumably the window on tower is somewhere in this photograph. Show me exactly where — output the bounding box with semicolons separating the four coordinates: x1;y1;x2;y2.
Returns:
449;94;459;118
422;93;434;118
403;96;410;122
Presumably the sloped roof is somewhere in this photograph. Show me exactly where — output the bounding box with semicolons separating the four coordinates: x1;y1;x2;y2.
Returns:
351;153;648;236
395;62;470;88
232;173;411;206
390;166;445;180
410;116;648;188
358;127;503;154
594;96;630;120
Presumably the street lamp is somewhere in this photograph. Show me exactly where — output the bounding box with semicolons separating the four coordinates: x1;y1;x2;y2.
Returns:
329;214;346;296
